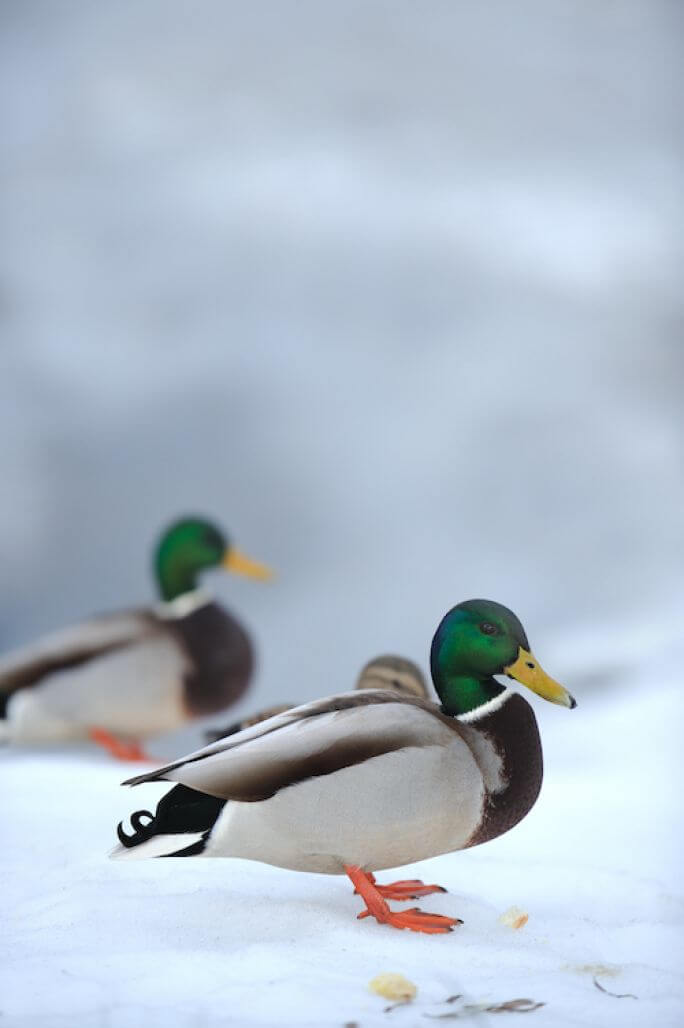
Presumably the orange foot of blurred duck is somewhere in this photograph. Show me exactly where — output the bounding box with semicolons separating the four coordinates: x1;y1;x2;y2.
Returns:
89;728;155;763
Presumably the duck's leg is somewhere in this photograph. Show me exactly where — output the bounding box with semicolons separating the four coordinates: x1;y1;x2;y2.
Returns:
88;728;155;762
344;865;461;935
356;871;447;901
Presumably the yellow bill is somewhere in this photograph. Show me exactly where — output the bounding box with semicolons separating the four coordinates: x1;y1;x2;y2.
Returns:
504;647;576;708
223;548;273;581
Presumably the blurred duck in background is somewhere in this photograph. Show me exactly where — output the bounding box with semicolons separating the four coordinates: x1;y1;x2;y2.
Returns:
0;517;272;760
205;655;429;742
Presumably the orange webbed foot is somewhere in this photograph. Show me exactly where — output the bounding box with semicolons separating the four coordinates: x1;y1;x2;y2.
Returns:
358;905;461;934
358;876;447;901
88;728;156;763
345;865;461;935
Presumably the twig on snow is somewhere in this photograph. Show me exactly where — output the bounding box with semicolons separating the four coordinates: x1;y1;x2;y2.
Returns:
593;976;637;1000
424;997;545;1018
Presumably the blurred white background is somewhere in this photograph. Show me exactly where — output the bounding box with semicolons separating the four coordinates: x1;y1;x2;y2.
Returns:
1;0;682;720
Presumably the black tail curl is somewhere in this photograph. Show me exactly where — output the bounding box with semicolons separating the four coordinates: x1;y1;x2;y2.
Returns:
117;810;156;847
117;784;226;852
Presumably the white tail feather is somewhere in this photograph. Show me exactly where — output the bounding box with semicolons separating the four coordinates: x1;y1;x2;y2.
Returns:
109;832;205;860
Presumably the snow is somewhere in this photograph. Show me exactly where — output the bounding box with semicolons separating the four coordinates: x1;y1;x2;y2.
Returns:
3;627;682;1027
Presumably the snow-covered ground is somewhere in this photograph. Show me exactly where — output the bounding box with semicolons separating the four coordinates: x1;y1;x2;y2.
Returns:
3;617;682;1027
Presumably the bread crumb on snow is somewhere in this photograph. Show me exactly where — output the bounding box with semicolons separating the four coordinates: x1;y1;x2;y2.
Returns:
498;905;529;930
368;973;417;1002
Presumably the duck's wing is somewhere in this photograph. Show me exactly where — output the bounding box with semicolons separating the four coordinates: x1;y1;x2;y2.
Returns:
0;609;159;698
123;689;468;801
204;703;296;743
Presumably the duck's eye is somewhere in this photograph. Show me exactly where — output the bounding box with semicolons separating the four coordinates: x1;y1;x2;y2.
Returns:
480;622;498;635
203;527;224;550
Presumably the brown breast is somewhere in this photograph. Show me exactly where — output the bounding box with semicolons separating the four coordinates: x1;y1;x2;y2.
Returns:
465;692;544;847
166;602;254;717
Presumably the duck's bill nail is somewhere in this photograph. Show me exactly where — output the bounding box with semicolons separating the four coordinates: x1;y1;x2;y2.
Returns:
503;648;576;708
223;548;274;581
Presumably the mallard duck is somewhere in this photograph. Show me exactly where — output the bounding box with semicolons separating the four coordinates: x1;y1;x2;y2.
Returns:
114;599;575;933
204;654;428;742
354;655;428;698
0;517;272;760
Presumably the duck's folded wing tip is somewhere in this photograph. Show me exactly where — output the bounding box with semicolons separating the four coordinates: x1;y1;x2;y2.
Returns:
121;768;169;787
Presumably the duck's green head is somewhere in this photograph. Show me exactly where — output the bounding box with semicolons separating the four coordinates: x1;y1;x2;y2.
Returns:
430;599;575;716
154;516;272;602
